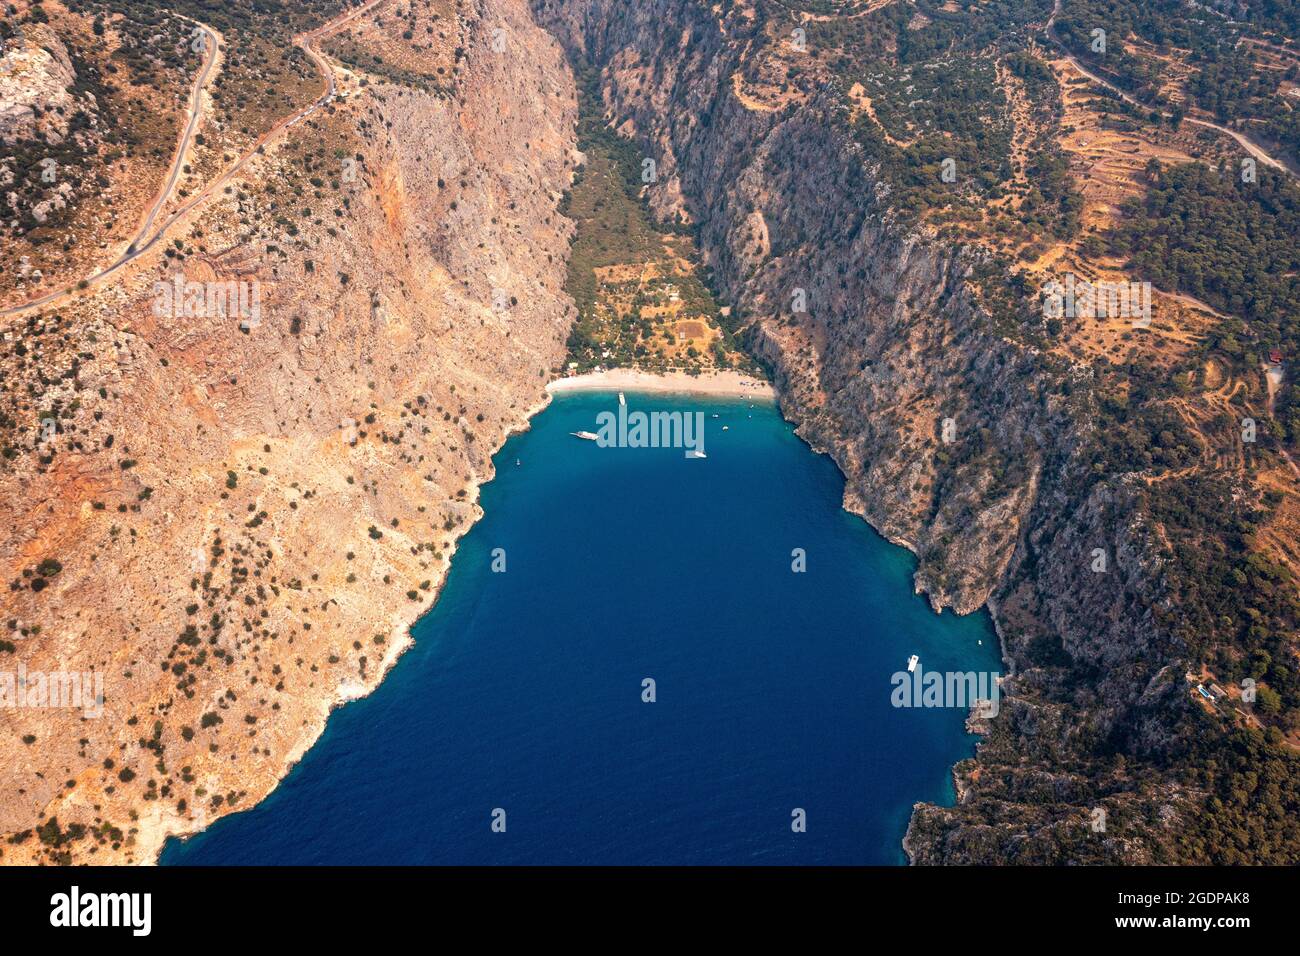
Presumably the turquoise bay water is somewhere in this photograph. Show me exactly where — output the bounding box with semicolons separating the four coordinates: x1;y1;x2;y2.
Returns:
162;391;1000;865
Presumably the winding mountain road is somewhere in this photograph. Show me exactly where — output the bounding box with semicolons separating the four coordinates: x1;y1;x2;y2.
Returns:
128;19;221;254
1045;1;1300;478
1044;0;1299;178
0;0;391;320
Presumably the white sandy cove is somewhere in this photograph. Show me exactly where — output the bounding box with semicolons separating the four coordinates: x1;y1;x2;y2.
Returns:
547;367;776;399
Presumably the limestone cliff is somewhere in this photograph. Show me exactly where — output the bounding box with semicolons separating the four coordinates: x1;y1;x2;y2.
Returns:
532;0;1196;862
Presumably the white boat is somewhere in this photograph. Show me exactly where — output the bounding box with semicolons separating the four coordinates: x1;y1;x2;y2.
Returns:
722;425;729;431
686;449;707;459
907;655;919;673
570;431;599;441
618;391;626;407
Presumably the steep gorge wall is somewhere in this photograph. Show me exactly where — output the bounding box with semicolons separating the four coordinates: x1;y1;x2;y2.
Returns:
533;0;1193;862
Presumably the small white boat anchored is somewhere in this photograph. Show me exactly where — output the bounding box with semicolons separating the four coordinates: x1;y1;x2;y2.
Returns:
907;654;919;673
722;425;729;431
571;431;599;441
686;449;707;459
618;391;626;407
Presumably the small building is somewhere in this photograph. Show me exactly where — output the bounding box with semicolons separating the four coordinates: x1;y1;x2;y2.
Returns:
1268;348;1284;366
1209;683;1227;700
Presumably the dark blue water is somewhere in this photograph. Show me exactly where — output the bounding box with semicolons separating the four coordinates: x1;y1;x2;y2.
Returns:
162;391;1000;865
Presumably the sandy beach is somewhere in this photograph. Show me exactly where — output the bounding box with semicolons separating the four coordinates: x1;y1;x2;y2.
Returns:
547;367;776;399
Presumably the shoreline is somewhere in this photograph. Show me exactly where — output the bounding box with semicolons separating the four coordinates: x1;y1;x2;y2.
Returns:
546;367;776;400
154;362;994;867
161;361;995;868
153;368;748;862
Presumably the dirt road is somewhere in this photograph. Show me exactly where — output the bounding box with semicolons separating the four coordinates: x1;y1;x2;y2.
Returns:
0;0;392;320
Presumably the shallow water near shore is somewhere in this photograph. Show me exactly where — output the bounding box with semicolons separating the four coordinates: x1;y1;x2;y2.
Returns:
162;391;1000;865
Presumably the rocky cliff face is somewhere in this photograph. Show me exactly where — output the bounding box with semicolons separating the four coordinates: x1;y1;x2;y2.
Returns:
0;0;577;863
533;0;1194;862
0;25;79;146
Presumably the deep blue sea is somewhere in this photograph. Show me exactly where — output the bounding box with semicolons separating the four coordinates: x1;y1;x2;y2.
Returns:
162;391;1000;865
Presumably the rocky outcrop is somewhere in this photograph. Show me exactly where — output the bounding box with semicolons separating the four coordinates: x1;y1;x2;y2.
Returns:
533;0;1194;862
0;26;79;146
